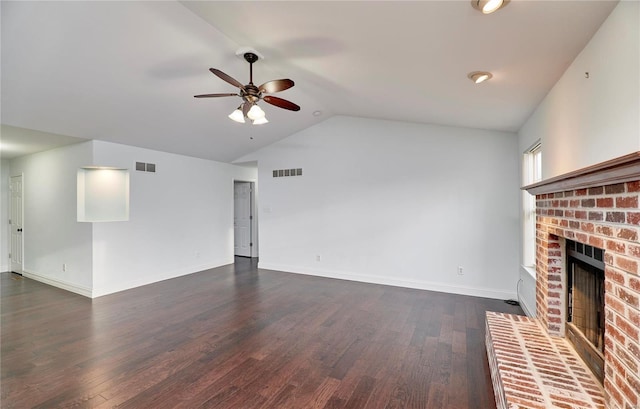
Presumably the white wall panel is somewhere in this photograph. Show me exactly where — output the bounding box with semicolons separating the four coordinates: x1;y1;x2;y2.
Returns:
519;1;640;180
241;116;520;299
1;160;10;271
9;142;94;294
90;140;256;297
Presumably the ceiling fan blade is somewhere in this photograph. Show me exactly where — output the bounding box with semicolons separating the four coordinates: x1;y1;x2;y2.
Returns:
194;93;238;98
259;79;294;94
263;95;300;111
209;68;245;90
242;102;251;117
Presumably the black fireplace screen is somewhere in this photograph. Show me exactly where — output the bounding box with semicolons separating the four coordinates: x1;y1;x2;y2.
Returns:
567;240;605;353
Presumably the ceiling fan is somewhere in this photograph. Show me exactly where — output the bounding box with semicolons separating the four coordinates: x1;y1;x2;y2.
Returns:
194;51;300;124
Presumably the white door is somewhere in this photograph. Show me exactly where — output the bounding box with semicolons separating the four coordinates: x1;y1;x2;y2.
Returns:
10;175;24;273
234;182;252;257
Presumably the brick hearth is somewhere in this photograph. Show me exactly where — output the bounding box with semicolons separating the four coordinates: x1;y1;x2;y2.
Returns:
486;312;605;409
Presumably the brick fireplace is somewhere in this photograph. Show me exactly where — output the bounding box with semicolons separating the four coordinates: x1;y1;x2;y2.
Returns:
526;153;640;409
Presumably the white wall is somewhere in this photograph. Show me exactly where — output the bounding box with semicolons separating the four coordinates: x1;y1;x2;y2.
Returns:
241;116;520;300
519;1;640;180
1;159;10;271
90;140;257;297
9;142;94;295
517;1;640;316
4;139;256;297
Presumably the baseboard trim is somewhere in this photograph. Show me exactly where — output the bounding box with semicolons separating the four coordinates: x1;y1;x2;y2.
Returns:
258;262;517;300
519;293;536;317
518;266;537;318
22;259;234;299
22;270;92;298
91;258;234;298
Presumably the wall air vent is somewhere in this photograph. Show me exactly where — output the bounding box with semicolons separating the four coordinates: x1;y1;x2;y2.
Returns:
273;168;302;178
135;162;156;173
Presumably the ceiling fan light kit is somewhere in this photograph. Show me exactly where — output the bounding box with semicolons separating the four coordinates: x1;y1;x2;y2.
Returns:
195;49;300;126
471;0;509;14
228;106;246;123
247;104;266;120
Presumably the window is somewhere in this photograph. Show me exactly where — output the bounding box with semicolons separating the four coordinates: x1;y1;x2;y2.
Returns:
523;141;542;269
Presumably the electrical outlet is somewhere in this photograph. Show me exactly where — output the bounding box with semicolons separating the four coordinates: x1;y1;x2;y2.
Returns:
316;255;321;262
62;263;67;272
457;266;463;275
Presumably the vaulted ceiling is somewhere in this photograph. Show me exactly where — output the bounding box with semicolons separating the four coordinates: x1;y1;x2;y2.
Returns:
1;1;618;162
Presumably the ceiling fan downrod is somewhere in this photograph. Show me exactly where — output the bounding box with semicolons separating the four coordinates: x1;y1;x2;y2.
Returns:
244;52;259;85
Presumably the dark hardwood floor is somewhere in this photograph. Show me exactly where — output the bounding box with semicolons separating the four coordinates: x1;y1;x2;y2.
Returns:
1;258;523;408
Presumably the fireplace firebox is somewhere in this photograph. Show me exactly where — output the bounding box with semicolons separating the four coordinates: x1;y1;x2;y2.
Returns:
566;239;605;382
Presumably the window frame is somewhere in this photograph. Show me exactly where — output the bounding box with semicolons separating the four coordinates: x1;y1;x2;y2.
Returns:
522;141;542;270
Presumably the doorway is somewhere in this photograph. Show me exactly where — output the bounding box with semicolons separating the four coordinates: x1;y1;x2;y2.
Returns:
10;175;24;273
233;181;256;258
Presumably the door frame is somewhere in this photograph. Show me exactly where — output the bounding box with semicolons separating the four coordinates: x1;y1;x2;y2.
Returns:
9;173;24;274
233;179;257;258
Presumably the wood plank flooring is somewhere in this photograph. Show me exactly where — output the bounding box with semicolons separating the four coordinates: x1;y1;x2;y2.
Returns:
1;258;523;408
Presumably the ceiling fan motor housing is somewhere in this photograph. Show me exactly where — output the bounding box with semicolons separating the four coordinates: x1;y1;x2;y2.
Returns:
242;84;261;104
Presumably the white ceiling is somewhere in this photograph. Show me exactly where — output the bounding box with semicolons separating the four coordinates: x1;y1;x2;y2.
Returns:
0;125;86;160
1;1;618;163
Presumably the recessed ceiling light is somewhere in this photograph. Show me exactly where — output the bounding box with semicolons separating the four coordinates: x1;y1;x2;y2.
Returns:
468;71;493;84
471;0;509;14
313;110;322;117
